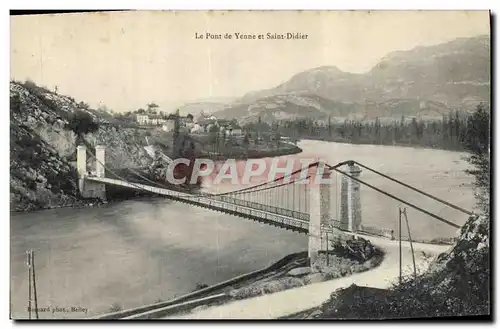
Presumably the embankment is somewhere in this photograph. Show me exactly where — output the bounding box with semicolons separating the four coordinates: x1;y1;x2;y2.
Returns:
96;235;383;319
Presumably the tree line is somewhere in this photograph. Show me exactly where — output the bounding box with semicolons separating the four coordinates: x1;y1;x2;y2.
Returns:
275;105;489;152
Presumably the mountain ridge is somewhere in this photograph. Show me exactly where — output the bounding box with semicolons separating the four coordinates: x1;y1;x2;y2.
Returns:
212;35;490;123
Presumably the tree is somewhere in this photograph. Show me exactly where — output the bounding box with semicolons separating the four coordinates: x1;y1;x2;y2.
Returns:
65;110;100;145
147;103;159;114
173;109;181;156
222;129;227;146
462;103;490;215
243;134;250;149
78;101;90;110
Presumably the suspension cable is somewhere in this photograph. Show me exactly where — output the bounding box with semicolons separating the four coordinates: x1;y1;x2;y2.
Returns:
213;161;320;196
329;165;461;229
88;152;174;196
352;161;473;215
87;151;302;206
228;175;310;196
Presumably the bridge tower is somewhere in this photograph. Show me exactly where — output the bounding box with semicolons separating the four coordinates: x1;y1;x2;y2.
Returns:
76;145;107;200
340;161;362;232
308;161;332;267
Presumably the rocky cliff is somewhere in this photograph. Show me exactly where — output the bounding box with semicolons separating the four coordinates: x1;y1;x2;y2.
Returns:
10;81;153;212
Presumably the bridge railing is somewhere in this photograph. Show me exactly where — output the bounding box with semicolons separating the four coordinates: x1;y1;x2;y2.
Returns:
210;195;310;221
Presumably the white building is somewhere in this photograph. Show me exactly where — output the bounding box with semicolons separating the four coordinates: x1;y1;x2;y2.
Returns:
230;127;242;135
137;114;167;126
136;114;149;125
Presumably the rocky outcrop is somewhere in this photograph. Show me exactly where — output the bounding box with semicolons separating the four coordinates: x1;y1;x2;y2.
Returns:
10;81;154;212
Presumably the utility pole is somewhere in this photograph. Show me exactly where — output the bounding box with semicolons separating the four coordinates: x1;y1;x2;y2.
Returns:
26;249;39;320
402;208;417;281
26;250;31;319
398;208;402;284
31;250;39;319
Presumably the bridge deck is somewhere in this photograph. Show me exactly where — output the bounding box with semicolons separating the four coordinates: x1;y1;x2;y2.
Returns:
86;176;310;233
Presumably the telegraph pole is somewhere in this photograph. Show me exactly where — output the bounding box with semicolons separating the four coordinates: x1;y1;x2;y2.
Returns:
398;208;402;284
402;208;417;280
26;250;32;319
31;250;39;319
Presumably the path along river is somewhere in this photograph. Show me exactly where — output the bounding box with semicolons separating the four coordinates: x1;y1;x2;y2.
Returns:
10;140;474;319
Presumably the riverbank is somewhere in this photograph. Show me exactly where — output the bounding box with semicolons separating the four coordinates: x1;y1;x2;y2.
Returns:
108;234;385;319
165;234;452;319
199;144;303;160
298;135;466;152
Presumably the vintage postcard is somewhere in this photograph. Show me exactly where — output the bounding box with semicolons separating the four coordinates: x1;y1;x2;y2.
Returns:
9;10;491;320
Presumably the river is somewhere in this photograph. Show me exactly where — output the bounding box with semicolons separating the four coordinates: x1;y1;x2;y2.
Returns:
10;140;475;319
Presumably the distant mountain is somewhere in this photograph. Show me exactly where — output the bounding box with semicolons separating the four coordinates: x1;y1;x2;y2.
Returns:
215;35;490;123
176;101;229;118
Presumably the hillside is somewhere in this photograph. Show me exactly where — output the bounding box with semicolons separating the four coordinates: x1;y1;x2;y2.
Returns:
215;35;490;123
313;213;490;319
10;81;154;212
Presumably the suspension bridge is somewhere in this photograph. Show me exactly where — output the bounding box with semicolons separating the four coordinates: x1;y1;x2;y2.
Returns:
76;144;472;265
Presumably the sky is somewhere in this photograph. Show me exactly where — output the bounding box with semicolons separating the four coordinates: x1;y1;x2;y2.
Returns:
10;10;490;113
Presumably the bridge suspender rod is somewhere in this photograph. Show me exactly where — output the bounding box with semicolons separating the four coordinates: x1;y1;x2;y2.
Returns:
126;167;171;190
215;161;320;196
353;161;473;216
330;167;461;229
226;175;311;196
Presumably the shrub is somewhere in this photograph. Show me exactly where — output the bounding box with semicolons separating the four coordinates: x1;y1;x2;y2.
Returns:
64;110;100;143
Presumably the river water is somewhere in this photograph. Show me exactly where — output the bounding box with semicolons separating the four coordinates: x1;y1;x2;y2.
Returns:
10;140;475;319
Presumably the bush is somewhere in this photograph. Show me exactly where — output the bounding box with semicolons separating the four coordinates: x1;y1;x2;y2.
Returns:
229;277;305;300
65;110;100;138
193;283;209;292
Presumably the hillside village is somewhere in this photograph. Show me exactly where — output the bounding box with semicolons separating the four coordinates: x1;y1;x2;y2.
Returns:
136;111;243;136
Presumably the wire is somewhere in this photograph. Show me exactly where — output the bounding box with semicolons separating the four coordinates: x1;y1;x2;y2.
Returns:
328;166;461;229
90;148;464;231
213;161;320;196
352;161;473;216
230;175;310;196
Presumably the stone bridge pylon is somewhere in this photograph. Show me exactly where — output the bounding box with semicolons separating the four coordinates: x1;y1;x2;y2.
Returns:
308;161;362;265
77;145;106;200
